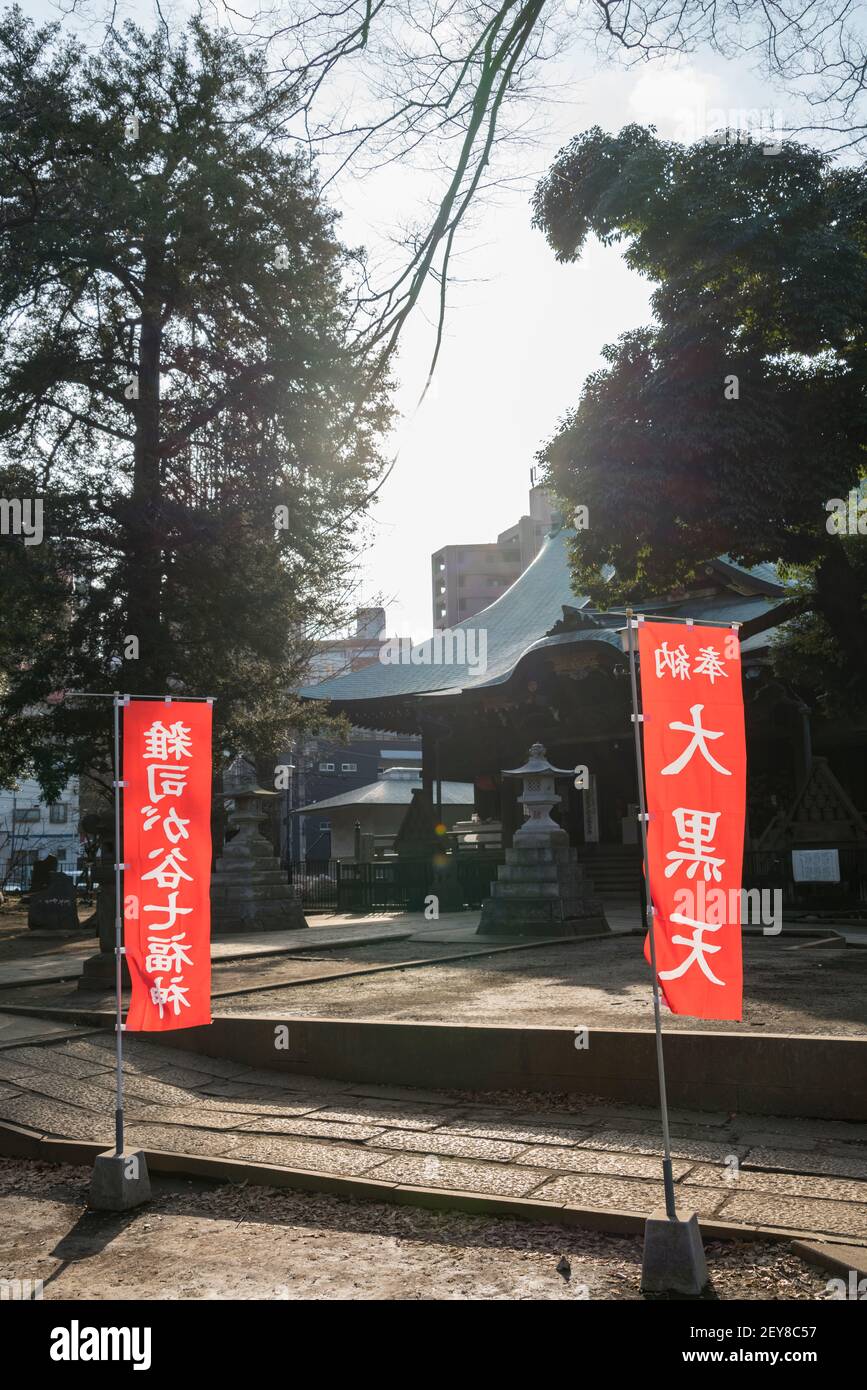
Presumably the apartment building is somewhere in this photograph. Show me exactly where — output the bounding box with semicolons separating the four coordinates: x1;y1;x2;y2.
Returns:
0;777;81;887
431;484;555;629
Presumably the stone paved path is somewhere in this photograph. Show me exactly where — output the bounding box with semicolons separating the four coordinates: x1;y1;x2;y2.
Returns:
1;1027;866;1242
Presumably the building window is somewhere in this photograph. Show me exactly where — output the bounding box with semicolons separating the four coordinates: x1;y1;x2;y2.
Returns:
319;762;335;772
319;821;331;831
13;807;40;824
15;850;39;868
341;762;357;773
48;803;68;824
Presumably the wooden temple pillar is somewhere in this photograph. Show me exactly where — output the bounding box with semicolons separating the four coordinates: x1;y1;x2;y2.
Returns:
421;722;445;821
421;725;435;804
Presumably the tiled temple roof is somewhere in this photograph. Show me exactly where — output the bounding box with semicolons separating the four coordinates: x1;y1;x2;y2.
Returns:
300;528;794;711
292;774;474;814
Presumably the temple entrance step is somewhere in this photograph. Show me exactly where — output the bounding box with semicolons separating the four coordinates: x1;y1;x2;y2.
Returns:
577;847;642;895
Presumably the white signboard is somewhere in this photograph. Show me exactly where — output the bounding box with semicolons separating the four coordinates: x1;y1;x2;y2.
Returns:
792;848;841;883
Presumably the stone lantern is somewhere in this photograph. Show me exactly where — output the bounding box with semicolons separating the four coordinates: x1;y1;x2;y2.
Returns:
477;741;609;938
504;742;573;847
211;758;309;933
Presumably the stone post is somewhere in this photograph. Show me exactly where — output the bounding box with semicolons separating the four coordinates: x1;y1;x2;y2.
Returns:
77;811;129;992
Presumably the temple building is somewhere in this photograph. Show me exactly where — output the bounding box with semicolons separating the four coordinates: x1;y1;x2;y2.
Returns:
301;525;867;905
291;765;474;860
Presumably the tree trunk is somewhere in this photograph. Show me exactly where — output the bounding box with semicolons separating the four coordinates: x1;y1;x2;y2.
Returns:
127;275;164;691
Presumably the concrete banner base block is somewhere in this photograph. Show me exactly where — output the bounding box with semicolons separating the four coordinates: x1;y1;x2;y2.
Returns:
641;1210;709;1296
88;1149;151;1211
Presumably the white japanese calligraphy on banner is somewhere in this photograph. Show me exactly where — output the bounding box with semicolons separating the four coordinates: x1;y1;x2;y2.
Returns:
123;701;212;1031
638;623;746;1021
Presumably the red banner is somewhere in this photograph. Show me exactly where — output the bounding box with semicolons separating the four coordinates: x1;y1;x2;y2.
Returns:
123;700;212;1031
637;621;746;1020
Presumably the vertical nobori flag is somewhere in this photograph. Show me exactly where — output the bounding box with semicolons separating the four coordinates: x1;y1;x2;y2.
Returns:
638;622;746;1021
123;701;213;1031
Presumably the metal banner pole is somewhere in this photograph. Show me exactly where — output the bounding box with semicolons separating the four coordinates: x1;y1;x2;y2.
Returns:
624;609;677;1220
112;692;126;1156
75;687;214;1210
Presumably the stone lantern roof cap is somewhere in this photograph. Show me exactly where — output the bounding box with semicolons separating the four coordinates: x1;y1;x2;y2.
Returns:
502;742;574;779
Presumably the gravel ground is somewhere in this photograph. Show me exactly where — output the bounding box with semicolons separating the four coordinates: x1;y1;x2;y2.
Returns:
219;934;867;1035
0;1157;835;1301
5;900;867;1038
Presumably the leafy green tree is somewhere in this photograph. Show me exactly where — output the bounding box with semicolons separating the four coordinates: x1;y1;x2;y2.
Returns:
0;9;391;793
532;126;867;708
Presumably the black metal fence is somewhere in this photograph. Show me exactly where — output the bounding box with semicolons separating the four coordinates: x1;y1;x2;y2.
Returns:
287;853;505;913
287;847;867;916
287;860;339;911
743;847;867;911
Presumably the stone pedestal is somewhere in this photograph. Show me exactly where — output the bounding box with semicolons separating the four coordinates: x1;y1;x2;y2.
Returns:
477;844;607;936
477;742;609;937
88;1149;151;1212
78;950;130;993
641;1212;709;1295
212;779;308;933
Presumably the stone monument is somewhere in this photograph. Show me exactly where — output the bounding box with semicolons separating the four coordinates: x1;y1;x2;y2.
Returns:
211;758;309;932
477;742;608;936
29;854;58;894
28;869;79;932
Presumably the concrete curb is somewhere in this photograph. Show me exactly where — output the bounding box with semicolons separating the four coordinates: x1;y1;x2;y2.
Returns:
1;1007;866;1120
155;1015;867;1122
0;1022;103;1052
790;1239;867;1280
2;1119;865;1249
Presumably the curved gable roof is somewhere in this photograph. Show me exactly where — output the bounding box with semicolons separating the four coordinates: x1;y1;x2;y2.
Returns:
300;529;793;709
300;527;585;703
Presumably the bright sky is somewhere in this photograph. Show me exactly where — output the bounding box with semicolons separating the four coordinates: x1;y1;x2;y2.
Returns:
332;48;796;641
